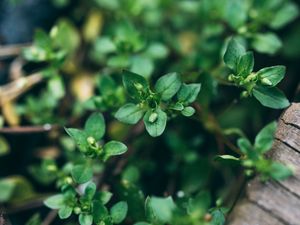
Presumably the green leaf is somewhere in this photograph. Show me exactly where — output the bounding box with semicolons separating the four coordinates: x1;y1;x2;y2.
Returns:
79;214;93;225
103;141;128;161
98;75;117;94
270;2;299;29
65;128;88;152
252;86;290;109
71;164;93;184
85;182;97;200
237;138;252;155
0;179;15;202
84;112;105;140
223;0;248;29
269;162;293;180
134;222;151;225
187;191;211;217
210;208;226;225
237;52;254;77
215;155;240;164
122;70;149;99
145;196;176;224
181;106;195;117
130;56;154;78
110;201;128;224
257;66;285;86
44;194;65;209
252;33;282;55
58;205;73;219
92;200;109;223
143;108;167;137
155;72;182;101
177;83;201;103
223;38;245;71
254;121;277;154
115;103;145;124
94;191;113;205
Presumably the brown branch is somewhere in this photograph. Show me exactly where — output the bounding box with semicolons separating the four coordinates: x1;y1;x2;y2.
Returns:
0;43;31;59
41;210;58;225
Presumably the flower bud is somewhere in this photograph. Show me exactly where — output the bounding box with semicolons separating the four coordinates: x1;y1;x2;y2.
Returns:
73;207;81;214
134;83;143;90
64;176;73;185
87;136;96;145
240;91;249;98
148;112;158;123
261;78;272;86
228;74;235;82
46;164;57;172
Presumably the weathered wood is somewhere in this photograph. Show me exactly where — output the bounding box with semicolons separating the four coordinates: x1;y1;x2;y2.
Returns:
228;103;300;225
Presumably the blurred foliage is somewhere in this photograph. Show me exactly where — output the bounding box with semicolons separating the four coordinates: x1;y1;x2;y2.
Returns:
0;0;299;224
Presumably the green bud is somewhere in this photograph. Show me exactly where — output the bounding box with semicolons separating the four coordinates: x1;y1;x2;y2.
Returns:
243;160;254;167
46;164;57;172
134;82;144;90
228;74;235;82
148;112;158;123
64;176;73;185
245;169;254;176
238;26;247;34
240;91;249;98
73;207;81;215
87;136;96;145
245;73;257;82
261;78;272;86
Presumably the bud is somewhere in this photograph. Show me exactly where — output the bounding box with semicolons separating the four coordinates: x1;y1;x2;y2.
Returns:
228;74;235;82
148;112;158;123
245;169;254;177
134;83;143;90
46;164;57;172
243;160;253;167
240;91;249;98
64;176;73;185
73;207;81;214
261;78;272;86
87;136;96;145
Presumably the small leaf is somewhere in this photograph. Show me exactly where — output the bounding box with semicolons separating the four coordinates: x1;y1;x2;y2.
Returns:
145;196;176;224
110;201;128;224
252;33;282;55
122;70;149;99
44;194;65;209
79;214;93;225
84;112;105;140
257;66;285;86
71;164;93;184
130;56;154;78
155;72;182;101
94;191;113;205
65;128;88;152
58;205;73;219
215;155;240;163
103;141;127;161
143;108;167;137
223;38;246;71
92;200;109;223
98;75;117;94
177;83;201;103
237;138;252;155
253;86;290;109
210;208;226;225
270;2;299;29
115;103;145;124
181;106;195;117
85;182;97;200
269;162;293;180
237;52;254;77
254;121;277;154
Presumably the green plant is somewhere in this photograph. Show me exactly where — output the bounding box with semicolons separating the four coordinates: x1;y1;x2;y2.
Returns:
0;0;299;224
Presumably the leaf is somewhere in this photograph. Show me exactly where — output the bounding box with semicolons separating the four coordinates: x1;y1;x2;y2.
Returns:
237;138;252;155
71;164;93;184
84;112;105;140
270;2;299;29
103;141;128;161
58;205;73;219
0;136;10;156
65;128;88;152
223;38;245;71
134;223;151;225
252;33;282;55
223;0;248;29
130;56;154;78
252;86;290;109
79;214;93;225
237;52;254;77
215;155;240;164
143;108;167;137
257;66;285;86
94;191;113;204
0;179;16;202
84;182;97;200
122;70;149;99
254;121;277;154
177;83;201;103
155;72;182;101
210;208;226;225
115;103;145;124
269;162;293;181
110;201;128;224
187;191;211;217
98;75;117;94
181;106;196;117
92;200;109;223
145;196;176;224
44;194;65;209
